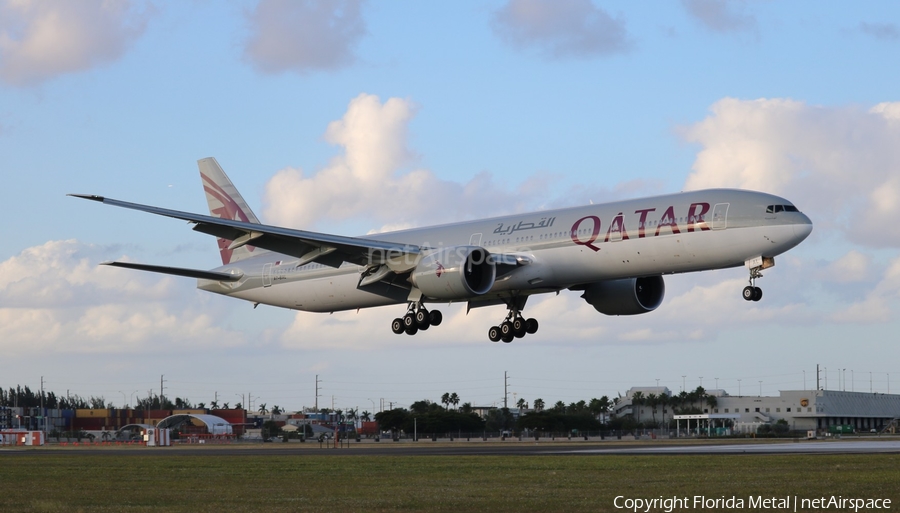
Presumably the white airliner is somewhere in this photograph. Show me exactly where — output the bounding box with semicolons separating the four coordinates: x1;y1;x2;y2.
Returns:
71;158;813;342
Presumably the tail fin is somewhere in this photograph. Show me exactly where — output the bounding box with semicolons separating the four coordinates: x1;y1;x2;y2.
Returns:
198;157;266;265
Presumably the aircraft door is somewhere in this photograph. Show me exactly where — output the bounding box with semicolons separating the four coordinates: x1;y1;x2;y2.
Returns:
712;203;729;230
262;262;273;287
469;233;483;247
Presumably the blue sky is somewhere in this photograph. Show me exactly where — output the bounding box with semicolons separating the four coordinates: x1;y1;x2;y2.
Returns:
2;1;899;413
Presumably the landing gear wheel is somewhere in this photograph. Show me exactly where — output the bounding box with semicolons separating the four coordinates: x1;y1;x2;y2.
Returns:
752;287;762;302
742;286;755;301
391;318;404;335
428;310;443;326
488;326;501;342
500;321;513;338
501;334;514;343
525;318;539;334
404;324;418;335
415;309;430;329
403;312;417;329
512;318;526;338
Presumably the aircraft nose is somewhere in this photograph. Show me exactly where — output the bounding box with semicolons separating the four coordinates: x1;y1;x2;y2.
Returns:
793;213;813;241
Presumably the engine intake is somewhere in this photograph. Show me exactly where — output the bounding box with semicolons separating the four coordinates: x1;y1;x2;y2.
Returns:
581;276;665;315
410;246;495;300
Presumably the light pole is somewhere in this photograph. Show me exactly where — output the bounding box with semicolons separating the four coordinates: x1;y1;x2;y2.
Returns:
236;393;245;410
714;377;719;390
119;391;127;408
682;375;686;392
699;376;703;388
758;381;762;397
737;379;742;397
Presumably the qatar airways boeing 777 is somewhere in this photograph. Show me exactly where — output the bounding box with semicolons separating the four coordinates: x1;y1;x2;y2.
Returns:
71;158;812;342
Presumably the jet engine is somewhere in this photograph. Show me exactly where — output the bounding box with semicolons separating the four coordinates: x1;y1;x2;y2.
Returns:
410;246;495;300
581;276;665;315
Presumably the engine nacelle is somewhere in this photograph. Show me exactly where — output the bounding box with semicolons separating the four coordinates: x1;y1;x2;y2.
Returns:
410;246;495;300
581;276;665;315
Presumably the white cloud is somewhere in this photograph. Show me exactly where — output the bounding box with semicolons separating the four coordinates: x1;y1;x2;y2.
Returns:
0;0;151;87
831;257;900;323
681;0;757;34
0;240;246;355
263;93;550;231
243;0;365;75
491;0;632;59
822;250;871;284
681;98;900;248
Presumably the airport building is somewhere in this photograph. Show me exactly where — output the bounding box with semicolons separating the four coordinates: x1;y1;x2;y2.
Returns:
614;387;900;434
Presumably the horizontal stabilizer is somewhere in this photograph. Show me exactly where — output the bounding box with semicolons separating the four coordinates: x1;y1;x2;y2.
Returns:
101;261;243;282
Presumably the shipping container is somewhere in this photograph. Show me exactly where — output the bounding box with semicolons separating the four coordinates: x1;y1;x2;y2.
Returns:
75;409;109;418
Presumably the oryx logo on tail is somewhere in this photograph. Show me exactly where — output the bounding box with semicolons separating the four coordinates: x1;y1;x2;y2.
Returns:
198;157;265;265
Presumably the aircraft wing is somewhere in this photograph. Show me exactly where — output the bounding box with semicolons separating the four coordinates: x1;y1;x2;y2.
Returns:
69;194;423;269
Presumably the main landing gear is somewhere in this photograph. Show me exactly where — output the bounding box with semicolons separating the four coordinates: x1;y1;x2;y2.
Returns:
487;309;538;343
391;302;442;335
742;267;763;302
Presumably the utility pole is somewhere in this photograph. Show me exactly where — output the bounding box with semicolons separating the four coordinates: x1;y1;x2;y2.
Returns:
160;374;167;407
315;375;322;412
504;371;508;410
40;376;45;434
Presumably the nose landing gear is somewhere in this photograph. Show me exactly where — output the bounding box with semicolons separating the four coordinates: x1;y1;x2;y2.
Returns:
742;265;764;302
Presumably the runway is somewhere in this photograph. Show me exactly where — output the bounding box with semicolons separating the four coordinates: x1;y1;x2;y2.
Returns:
564;440;900;455
6;438;900;457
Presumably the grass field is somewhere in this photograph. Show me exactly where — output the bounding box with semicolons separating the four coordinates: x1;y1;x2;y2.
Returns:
2;448;898;512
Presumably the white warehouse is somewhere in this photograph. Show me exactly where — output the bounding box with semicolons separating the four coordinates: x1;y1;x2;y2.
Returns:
614;386;900;433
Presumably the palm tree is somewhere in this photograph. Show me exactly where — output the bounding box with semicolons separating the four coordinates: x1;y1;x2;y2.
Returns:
222;402;230;409
646;393;658;425
705;394;717;413
657;393;669;424
553;400;566;413
533;398;545;412
449;393;459;411
360;411;371;423
441;393;451;410
272;405;282;415
209;400;218;410
258;403;268;415
516;398;526;411
631;392;644;423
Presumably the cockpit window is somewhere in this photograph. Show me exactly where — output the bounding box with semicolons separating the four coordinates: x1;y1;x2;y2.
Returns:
766;204;799;213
